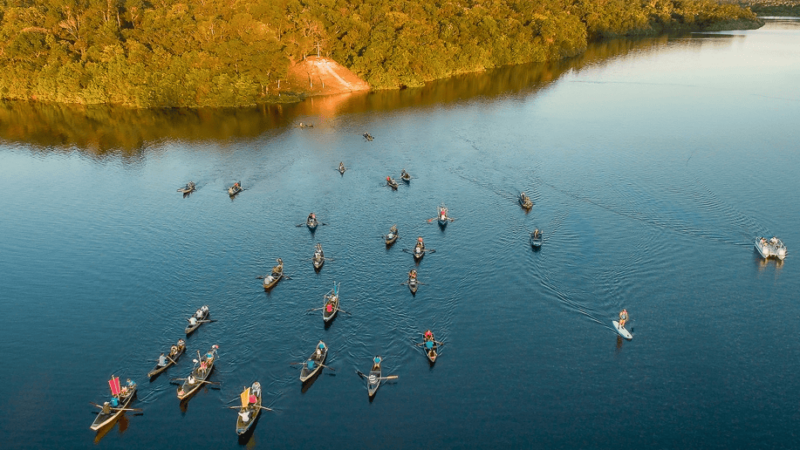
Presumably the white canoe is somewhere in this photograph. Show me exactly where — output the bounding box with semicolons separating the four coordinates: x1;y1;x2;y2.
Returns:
613;321;632;340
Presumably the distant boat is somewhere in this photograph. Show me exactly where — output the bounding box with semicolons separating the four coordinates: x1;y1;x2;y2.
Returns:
177;181;196;194
437;204;450;227
408;269;418;294
228;182;243;197
313;243;325;270
755;236;787;260
519;192;533;209
401;169;411;183
530;229;543;248
306;213;319;231
385;225;398;246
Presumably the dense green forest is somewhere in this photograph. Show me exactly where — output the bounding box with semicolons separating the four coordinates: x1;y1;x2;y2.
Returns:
0;0;761;107
731;0;800;16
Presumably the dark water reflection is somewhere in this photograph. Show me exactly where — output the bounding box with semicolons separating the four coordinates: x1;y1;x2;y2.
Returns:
0;36;680;154
1;20;799;450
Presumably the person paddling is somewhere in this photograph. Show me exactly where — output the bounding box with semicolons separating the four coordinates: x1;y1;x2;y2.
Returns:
372;356;382;370
619;309;629;329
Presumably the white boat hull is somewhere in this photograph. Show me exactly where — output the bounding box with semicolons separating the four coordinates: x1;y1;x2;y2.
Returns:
755;237;787;260
613;321;632;340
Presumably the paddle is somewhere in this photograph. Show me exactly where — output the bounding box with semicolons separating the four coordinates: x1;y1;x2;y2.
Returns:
356;370;366;379
318;363;335;371
380;376;399;380
90;402;143;412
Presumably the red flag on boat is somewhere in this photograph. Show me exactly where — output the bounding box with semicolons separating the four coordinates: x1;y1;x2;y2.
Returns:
108;376;121;395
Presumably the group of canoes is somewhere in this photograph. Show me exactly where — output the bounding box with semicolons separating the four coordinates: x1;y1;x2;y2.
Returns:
91;305;216;432
385;169;412;189
176;181;243;197
519;192;544;247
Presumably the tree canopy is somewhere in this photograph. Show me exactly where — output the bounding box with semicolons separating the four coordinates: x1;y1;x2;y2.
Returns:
0;0;761;107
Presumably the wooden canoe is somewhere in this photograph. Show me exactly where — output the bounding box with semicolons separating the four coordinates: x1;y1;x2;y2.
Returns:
177;182;196;194
385;226;398;245
228;183;242;196
90;385;136;431
313;244;324;270
306;215;319;231
423;335;438;363
367;362;381;397
177;346;217;400
413;243;425;261
339;163;346;175
408;274;418;294
401;170;411;182
322;289;339;323
300;342;328;382
437;205;449;226
530;230;543;248
185;307;209;335
235;382;262;436
519;193;533;209
263;263;283;290
386;177;398;189
147;343;186;378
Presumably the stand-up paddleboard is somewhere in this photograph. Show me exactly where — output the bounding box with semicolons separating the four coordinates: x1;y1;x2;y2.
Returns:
613;321;632;340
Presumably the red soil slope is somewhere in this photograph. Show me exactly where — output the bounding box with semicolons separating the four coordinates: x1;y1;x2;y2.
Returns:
285;56;370;97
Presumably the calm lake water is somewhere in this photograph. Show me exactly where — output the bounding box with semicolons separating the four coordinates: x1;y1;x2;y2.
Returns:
1;19;799;450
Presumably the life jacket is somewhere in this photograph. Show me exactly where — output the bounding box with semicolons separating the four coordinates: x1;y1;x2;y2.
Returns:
326;304;333;312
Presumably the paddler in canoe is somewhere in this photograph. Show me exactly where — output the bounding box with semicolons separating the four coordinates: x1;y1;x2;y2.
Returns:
422;330;440;362
90;376;139;431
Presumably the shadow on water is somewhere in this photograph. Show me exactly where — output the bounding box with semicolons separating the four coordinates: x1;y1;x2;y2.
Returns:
0;35;683;154
93;411;130;444
300;370;323;394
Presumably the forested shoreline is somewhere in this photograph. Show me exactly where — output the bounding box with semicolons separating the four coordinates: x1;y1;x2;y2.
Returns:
0;0;762;108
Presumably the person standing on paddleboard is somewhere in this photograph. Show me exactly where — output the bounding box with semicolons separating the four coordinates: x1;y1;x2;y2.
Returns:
619;309;629;329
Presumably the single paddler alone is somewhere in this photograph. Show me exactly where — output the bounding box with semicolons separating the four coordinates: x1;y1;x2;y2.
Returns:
619;309;629;329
